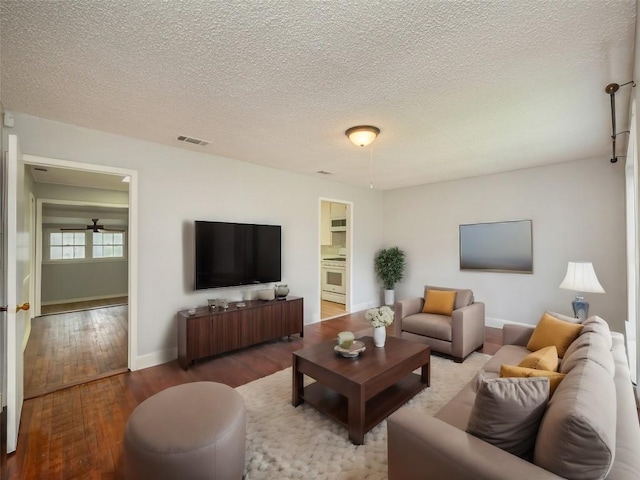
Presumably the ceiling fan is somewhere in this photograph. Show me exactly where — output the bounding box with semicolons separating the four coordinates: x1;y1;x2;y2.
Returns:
60;218;125;233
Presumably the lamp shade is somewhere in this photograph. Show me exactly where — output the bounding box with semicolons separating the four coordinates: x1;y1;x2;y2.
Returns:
559;262;605;293
345;125;380;147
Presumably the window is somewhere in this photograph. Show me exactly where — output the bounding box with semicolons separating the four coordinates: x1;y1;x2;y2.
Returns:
93;232;125;258
49;232;86;260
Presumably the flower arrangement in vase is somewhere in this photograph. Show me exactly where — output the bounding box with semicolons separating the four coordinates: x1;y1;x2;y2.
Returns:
365;306;394;347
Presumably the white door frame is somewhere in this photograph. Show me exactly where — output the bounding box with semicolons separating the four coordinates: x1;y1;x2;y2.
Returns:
23;154;138;371
318;197;354;321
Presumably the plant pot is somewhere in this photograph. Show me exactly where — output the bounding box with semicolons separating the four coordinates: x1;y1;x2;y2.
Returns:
373;326;386;347
384;289;395;306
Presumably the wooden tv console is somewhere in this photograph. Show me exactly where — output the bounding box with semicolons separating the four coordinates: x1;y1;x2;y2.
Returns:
177;296;304;370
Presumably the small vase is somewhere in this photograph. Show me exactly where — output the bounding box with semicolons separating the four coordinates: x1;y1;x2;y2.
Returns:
274;284;290;300
373;326;386;347
384;289;395;306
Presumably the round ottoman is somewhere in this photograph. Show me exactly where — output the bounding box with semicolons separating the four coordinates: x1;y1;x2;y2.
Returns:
124;381;246;480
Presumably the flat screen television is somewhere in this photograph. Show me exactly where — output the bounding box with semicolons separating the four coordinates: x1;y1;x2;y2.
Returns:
459;220;533;273
195;221;281;289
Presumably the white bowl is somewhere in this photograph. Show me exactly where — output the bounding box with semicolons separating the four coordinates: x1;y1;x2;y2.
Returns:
257;288;275;301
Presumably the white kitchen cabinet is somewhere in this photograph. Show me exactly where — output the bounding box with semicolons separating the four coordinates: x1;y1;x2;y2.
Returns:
330;202;347;218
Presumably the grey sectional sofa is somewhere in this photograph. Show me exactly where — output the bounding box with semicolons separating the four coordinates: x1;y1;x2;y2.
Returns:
387;317;640;479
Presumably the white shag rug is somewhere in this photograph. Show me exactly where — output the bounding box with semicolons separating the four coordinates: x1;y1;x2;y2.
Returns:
236;352;490;480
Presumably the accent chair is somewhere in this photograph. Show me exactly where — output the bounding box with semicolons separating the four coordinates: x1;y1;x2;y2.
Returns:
394;285;485;362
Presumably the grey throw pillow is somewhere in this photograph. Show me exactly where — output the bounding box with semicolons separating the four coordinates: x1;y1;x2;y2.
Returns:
466;374;549;459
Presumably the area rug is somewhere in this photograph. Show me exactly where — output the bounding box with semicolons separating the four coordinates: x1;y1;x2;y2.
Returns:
236;352;490;479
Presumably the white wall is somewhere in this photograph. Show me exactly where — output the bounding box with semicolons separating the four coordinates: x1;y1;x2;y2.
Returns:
37;184;130;305
7;113;384;366
383;157;627;333
41;261;128;304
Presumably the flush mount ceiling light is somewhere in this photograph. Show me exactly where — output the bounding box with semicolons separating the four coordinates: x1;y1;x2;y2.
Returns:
345;125;380;147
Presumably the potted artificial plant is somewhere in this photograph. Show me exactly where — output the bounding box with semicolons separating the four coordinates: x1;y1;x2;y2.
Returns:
374;246;407;305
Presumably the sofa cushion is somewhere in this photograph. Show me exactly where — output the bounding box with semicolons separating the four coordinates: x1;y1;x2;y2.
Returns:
534;360;616;479
466;373;549;459
526;312;583;357
500;365;566;396
402;313;452;341
482;345;530;374
581;315;612;350
559;332;615;376
422;289;456;316
518;346;558;372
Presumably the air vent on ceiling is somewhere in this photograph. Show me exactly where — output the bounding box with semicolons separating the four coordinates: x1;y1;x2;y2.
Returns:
317;170;333;175
177;135;210;147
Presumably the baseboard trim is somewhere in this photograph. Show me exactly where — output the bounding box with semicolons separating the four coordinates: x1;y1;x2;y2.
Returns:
135;347;178;371
485;317;535;329
41;293;128;306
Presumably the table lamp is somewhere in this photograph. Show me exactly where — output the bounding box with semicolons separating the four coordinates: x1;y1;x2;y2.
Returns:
559;261;605;321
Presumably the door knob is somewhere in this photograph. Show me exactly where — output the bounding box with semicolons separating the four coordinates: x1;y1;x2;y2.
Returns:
16;302;30;313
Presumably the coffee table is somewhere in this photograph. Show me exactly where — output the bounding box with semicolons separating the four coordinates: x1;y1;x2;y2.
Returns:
292;335;430;444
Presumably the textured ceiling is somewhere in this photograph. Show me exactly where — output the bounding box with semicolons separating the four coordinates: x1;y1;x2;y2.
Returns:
1;1;636;190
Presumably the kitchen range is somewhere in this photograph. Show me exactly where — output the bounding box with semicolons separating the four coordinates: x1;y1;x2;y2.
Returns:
321;249;346;304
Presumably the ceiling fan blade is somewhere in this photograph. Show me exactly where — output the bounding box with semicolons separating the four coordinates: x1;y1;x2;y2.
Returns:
59;219;125;233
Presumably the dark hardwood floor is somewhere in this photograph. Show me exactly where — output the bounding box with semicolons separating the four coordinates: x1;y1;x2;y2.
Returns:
23;305;128;399
7;310;501;480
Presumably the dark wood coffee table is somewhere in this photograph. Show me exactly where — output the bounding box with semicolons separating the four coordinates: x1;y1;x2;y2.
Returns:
292;335;430;444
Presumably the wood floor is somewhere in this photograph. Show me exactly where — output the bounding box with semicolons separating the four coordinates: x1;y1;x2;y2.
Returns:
320;299;346;319
23;305;128;400
7;311;501;480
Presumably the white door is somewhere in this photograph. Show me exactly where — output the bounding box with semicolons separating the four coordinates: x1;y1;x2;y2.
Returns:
3;134;28;452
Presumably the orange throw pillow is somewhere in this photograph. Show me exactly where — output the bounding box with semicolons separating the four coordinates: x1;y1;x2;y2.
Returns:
526;312;582;358
500;364;566;396
422;289;457;316
518;346;559;372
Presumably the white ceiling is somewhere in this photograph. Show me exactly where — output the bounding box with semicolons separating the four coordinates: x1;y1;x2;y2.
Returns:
1;1;636;190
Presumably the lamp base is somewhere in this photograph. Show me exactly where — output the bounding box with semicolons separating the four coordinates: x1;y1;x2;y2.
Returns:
571;295;589;322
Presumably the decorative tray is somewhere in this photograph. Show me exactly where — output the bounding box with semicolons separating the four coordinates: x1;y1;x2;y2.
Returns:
334;340;366;358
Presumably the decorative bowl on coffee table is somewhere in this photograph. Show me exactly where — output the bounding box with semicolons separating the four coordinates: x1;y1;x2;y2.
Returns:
334;340;366;358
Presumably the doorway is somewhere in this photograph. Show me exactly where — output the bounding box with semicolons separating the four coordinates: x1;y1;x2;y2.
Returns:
22;155;138;375
25;197;130;398
319;199;352;320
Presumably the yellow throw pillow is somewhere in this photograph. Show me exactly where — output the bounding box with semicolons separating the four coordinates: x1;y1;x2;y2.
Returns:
500;364;566;396
422;289;457;316
526;312;583;358
518;345;559;372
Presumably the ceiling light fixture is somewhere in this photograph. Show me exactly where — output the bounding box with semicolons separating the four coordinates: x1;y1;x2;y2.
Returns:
345;125;380;147
604;80;635;163
345;125;381;189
